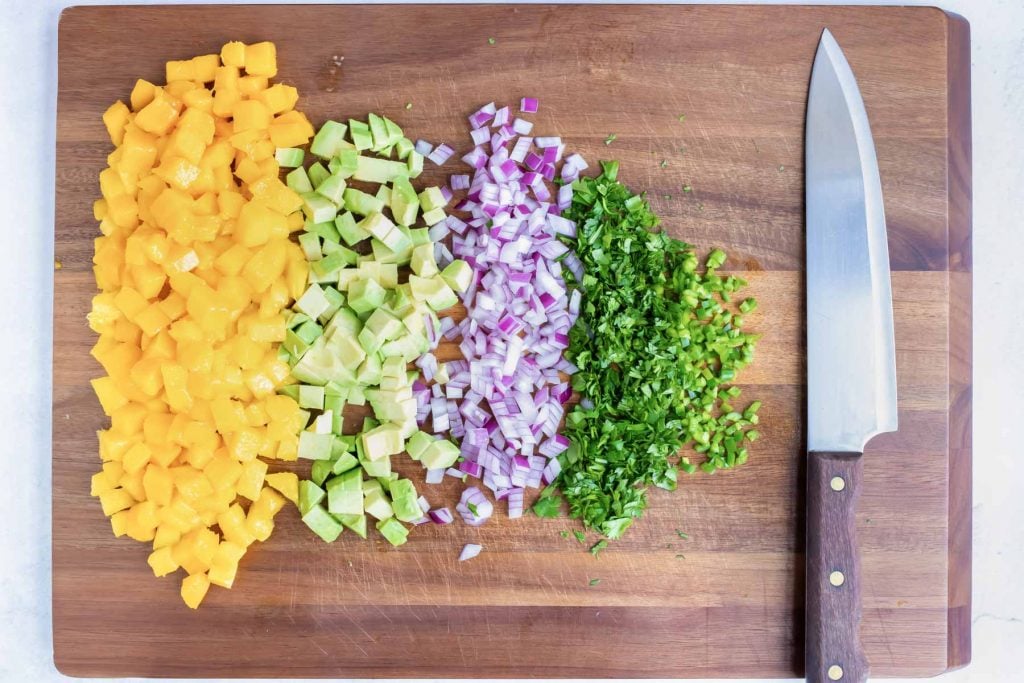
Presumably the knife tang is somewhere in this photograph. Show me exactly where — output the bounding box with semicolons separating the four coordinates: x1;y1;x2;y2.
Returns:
806;450;868;683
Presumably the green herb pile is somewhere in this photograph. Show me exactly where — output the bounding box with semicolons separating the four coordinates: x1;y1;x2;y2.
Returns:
534;161;761;540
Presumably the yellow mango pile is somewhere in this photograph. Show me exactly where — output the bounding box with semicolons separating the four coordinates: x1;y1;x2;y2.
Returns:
88;41;311;608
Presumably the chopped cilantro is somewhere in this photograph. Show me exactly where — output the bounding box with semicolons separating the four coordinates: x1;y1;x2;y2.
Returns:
405;102;413;110
487;37;496;45
678;114;687;123
560;530;569;539
573;530;586;544
467;502;479;516
550;163;761;541
590;540;608;556
660;159;669;169
589;578;601;586
682;184;692;193
675;529;689;540
604;133;617;145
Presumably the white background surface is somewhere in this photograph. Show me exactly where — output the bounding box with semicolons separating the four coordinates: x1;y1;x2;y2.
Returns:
0;0;1020;681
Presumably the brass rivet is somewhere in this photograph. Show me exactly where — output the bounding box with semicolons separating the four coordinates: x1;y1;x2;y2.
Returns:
830;570;846;587
830;476;846;492
828;664;844;680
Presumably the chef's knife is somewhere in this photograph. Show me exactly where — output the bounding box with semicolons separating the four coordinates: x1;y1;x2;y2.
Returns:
805;29;898;683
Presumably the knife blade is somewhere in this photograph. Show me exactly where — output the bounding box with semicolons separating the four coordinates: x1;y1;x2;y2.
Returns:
804;28;898;683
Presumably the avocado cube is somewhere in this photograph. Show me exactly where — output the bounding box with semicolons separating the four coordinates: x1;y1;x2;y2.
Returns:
383;117;403;145
362;478;384;497
348;278;387;314
299;431;334;460
323;306;362;338
363;489;394;520
418;186;447;212
381;356;407;379
283;329;310;358
298;480;326;515
311;120;349;159
291;337;356;386
343;188;385;216
392;494;422;523
338;513;368;538
295;318;324;343
388;176;419;226
310;459;333;487
286;166;314;193
332;452;359;475
354;156;409;184
420;438;460;469
421;207;446;227
295;284;330;320
332;148;360;179
408;227;431;246
305;219;341;244
334;211;369;246
394;137;414;160
311;412;333;435
301;192;338;224
324;381;348;397
358;212;395;241
375;518;409;546
325;329;366;370
364;308;403;341
320;286;345;321
376;186;392;207
354;353;383;386
348;119;374;151
367;113;389;150
302;504;345;542
298;384;326;410
298;231;322;261
308;162;331;188
361;262;399;289
407;151;424;178
315;173;347;205
434;363;450;384
326;468;364;515
361;423;403;461
277;384;301;401
348;386;366;406
389;478;416;500
379;225;413;254
441;259;474;293
359;451;391;478
405;430;436;460
410;243;438;277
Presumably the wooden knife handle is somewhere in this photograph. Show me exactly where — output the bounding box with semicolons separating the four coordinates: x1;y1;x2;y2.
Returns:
806;451;868;683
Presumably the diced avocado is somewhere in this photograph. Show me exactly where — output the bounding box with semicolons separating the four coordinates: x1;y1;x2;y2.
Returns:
420;438;461;469
298;232;321;261
410;243;439;277
434;362;450;384
310;251;352;282
376;518;409;546
381;356;407;379
332;148;360;179
298;384;325;410
358;212;395;242
348;386;366;406
376;396;417;423
379;225;413;254
323;306;362;338
286;166;314;193
283;329;309;358
338;513;367;538
305;219;340;244
334;211;368;246
295;284;330;320
392;494;422;523
274;147;304;169
315;174;347;205
394;137;414;160
308;162;331;188
311;411;333;434
326;468;364;516
361;423;404;461
399;309;423;337
418;186;447;212
354;353;383;386
320;286;345;321
383;117;403;146
343;188;385;216
390;478;416;500
348;278;388;314
291;336;357;386
362;478;384;497
360;261;399;289
353;155;409;184
367;113;389;150
298;431;334;460
298;480;326;515
310;459;332;486
370;238;412;266
358;451;391;478
408;227;430;246
277;384;300;401
407;151;424;178
421;207;446;227
389;176;420;226
301;192;338;224
310;120;349;159
358;309;401;354
324;328;366;370
288;311;311;329
363;489;394;520
320;240;357;262
332;451;359;475
324;381;348;397
441;259;474;292
295;320;324;345
348;119;374;151
405;430;436;460
423;275;458;311
302;504;345;542
379;335;426;364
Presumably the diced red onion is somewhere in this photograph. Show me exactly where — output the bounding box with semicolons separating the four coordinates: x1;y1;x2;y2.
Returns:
428;143;455;166
459;543;483;561
429;507;454;524
520;97;539;114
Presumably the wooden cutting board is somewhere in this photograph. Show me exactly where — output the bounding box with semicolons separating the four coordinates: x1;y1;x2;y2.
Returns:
52;4;971;678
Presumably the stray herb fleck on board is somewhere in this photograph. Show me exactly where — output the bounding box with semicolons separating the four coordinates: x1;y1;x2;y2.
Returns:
487;37;496;45
590;540;609;556
589;578;601;586
604;133;617;145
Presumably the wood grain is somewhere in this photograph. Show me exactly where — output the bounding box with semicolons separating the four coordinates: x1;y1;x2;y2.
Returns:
52;4;971;678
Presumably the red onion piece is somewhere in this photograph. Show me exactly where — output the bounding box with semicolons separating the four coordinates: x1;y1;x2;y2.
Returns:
459;543;483;561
